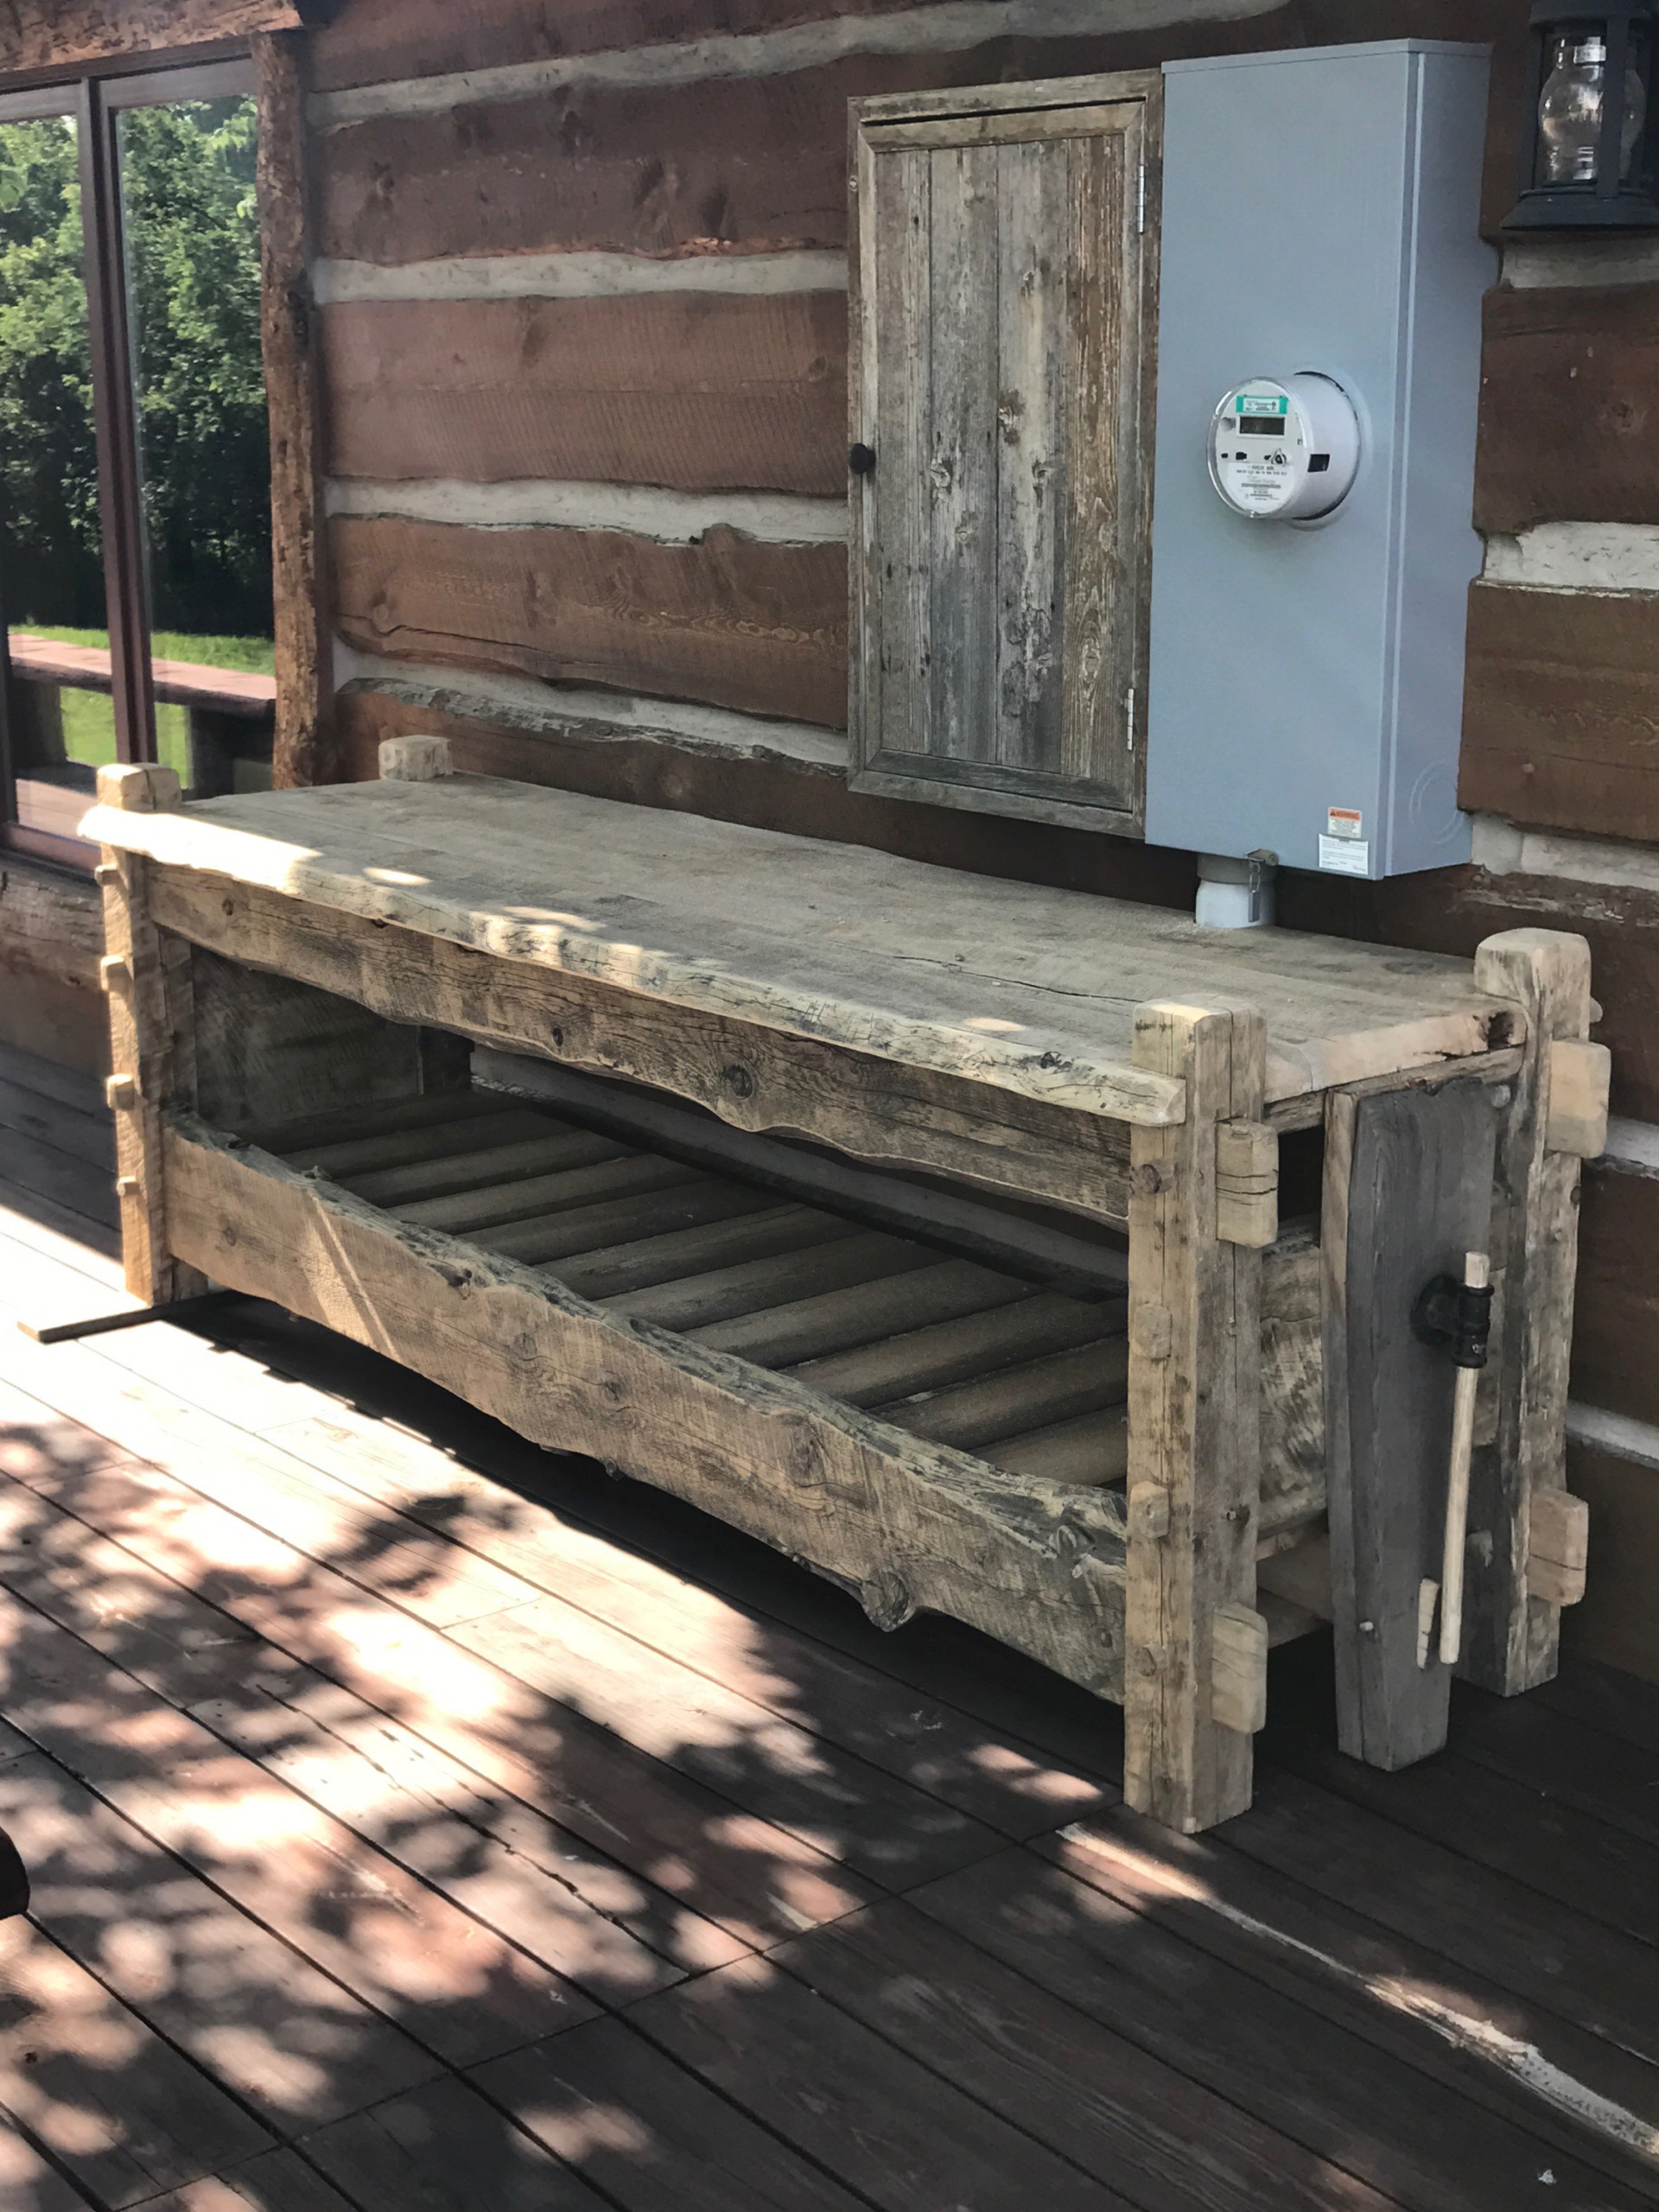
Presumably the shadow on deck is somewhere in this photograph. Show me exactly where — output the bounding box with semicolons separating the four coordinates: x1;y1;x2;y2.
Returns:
0;1039;1656;2212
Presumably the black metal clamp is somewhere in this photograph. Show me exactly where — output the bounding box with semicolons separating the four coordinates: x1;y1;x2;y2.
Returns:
1411;1271;1495;1371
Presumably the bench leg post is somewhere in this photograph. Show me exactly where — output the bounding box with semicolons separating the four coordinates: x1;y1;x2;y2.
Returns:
94;764;206;1307
1124;1002;1267;1834
1462;929;1599;1695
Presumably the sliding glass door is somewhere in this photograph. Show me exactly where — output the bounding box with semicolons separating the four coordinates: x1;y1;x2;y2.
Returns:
0;55;273;866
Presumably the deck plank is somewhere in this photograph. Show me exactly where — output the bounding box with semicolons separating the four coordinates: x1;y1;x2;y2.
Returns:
5;1174;1659;2211
0;1589;602;2069
0;1223;1094;1865
1039;1806;1659;2184
0;1914;272;2208
469;2013;868;2212
0;1437;872;1954
772;1895;1405;2212
626;1955;1134;2212
0;1470;724;2001
914;1847;1653;2212
0;1729;442;2129
297;2072;609;2212
259;1409;1108;1841
136;2145;363;2212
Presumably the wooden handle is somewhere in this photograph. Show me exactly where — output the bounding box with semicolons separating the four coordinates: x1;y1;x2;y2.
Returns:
1437;1249;1490;1667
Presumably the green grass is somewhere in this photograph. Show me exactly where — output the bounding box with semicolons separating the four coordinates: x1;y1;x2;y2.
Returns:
10;625;274;779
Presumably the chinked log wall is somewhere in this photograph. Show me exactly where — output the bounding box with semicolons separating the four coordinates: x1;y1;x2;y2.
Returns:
289;0;1659;1679
7;0;1645;1666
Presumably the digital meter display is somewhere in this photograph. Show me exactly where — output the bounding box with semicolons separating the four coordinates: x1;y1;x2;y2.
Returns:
1236;418;1283;435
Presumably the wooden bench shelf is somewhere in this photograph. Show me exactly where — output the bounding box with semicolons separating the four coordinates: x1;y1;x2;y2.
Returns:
83;753;1608;1833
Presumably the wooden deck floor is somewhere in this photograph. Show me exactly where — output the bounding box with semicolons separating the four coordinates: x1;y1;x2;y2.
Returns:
1;1041;1657;2212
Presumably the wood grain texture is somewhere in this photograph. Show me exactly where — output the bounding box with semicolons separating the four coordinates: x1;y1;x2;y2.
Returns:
1124;1003;1266;1834
256;31;335;790
162;1117;1132;1698
0;0;305;72
307;0;925;91
1573;1161;1659;1431
311;26;1299;267
321;291;848;494
146;869;1141;1218
1465;931;1593;1699
92;776;1516;1123
1562;1438;1659;1684
1322;1079;1497;1770
0;855;102;997
1475;283;1659;534
330;683;1200;910
1459;582;1659;844
849;85;1148;824
331;514;848;726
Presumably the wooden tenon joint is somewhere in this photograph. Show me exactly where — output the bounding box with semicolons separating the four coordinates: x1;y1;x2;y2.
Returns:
1217;1118;1277;1248
1525;1488;1589;1607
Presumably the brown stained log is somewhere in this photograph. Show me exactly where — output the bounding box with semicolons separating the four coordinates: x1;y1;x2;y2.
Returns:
1459;582;1659;845
256;32;335;789
0;0;307;72
0;856;102;998
313;24;1313;266
331;515;847;727
1573;1163;1659;1432
1562;1438;1659;1683
162;1116;1131;1697
1276;861;1659;1128
1475;285;1659;534
331;686;1198;910
321;293;848;496
308;0;922;90
307;0;1499;100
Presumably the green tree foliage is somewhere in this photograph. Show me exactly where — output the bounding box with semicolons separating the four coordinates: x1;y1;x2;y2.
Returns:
0;99;270;639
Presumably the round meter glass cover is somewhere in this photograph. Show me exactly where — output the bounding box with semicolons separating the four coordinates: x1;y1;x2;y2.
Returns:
1208;374;1359;523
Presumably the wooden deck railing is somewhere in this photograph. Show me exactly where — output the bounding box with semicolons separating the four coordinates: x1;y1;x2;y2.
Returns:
7;634;276;849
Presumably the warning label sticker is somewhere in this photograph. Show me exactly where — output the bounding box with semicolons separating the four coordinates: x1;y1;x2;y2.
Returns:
1325;808;1363;840
1319;834;1370;876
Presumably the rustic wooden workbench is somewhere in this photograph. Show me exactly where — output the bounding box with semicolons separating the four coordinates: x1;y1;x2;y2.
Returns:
82;753;1607;1833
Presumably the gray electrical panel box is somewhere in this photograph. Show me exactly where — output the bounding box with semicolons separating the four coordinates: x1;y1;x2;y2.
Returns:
1144;41;1495;880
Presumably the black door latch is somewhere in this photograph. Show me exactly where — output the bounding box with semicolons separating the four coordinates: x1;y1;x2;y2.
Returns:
849;442;876;475
1411;1272;1495;1370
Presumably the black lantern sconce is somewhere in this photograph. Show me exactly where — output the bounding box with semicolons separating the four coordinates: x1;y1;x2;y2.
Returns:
1506;3;1659;227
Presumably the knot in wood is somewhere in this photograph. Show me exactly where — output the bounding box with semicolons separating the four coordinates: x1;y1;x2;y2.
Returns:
722;1063;756;1101
1134;1643;1168;1679
1133;1161;1167;1198
861;1571;915;1633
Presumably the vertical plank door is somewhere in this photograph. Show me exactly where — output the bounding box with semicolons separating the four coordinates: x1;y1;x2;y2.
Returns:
850;76;1157;835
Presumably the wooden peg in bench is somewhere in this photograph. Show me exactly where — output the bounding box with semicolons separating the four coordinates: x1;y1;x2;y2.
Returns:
1545;1039;1611;1160
1525;1488;1589;1606
1217;1119;1278;1248
96;763;181;812
378;734;454;782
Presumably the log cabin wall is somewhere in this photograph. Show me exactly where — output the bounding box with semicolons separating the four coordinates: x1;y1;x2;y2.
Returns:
3;0;1656;1675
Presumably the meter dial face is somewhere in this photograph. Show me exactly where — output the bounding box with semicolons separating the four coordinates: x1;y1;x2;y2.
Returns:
1208;374;1361;523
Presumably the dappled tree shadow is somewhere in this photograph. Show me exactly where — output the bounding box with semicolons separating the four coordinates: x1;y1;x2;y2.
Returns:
0;1291;1651;2212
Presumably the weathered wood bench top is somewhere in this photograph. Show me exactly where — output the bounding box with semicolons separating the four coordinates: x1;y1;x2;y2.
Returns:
82;775;1520;1125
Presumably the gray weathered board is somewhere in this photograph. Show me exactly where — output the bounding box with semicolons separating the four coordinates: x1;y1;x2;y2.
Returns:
849;74;1157;833
1323;1078;1497;1769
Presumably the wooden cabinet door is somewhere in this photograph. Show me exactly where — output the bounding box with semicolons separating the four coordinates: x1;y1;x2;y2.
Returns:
849;75;1159;835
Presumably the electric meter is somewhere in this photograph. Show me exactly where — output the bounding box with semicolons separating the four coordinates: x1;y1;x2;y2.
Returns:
1208;372;1362;522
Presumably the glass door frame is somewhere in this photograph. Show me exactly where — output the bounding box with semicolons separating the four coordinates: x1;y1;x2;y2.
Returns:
0;48;255;868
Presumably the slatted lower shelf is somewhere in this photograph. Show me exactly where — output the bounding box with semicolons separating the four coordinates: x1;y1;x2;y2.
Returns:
284;1088;1134;1491
159;1086;1138;1701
